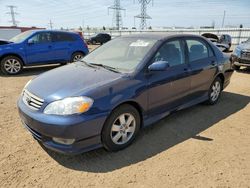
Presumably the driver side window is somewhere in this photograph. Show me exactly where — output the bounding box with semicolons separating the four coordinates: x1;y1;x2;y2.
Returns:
153;40;185;67
29;32;52;44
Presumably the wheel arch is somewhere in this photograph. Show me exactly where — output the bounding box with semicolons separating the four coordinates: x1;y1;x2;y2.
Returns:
0;53;25;65
215;73;225;88
71;51;86;59
106;100;144;129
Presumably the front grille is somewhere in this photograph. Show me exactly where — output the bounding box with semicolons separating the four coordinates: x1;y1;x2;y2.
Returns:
241;51;250;60
22;89;44;110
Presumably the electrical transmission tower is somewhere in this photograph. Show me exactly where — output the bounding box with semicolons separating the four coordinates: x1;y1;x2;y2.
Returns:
6;5;19;26
48;20;53;29
135;0;153;30
108;0;125;30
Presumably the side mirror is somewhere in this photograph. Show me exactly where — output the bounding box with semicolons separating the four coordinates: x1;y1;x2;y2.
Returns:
27;39;34;45
148;61;170;71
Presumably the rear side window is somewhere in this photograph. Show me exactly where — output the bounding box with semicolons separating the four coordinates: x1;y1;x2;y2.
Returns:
186;39;209;62
52;33;75;42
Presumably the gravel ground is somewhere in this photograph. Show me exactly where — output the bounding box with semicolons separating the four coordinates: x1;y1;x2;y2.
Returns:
0;63;250;187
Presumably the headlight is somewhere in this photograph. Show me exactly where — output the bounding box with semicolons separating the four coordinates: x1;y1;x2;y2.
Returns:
44;96;93;115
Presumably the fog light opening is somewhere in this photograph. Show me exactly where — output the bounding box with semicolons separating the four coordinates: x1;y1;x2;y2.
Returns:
52;137;75;145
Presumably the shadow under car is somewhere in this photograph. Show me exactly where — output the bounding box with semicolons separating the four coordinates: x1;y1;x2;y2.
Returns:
39;91;250;173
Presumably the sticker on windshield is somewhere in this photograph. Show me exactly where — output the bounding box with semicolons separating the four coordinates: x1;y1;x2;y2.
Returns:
130;40;149;47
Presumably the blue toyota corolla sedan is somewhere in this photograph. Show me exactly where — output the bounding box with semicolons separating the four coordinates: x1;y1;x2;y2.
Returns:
18;34;234;154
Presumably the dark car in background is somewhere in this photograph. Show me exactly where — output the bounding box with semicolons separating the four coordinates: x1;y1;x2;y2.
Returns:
202;33;232;52
18;34;233;154
87;33;111;45
231;37;250;70
0;30;89;75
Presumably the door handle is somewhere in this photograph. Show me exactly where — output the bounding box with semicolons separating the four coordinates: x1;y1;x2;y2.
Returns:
183;68;190;72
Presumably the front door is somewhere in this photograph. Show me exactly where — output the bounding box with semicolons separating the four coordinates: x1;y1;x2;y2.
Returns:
25;32;54;64
147;39;191;116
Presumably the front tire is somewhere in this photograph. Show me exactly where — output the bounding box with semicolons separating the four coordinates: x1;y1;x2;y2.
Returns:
0;56;23;75
206;77;222;105
101;104;141;152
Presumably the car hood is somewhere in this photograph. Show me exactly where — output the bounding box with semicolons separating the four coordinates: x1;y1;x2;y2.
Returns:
0;39;13;45
0;42;19;51
26;62;123;101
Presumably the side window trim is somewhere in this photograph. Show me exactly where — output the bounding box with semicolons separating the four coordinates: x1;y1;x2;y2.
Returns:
29;32;52;44
206;42;215;57
151;38;186;67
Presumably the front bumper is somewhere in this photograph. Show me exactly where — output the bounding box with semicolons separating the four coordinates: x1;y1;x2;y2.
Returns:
231;55;250;67
18;97;108;155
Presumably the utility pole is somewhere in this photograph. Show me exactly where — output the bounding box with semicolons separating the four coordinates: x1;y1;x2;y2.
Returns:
82;17;85;29
6;5;19;26
48;20;53;30
135;0;153;30
108;0;126;30
221;10;226;28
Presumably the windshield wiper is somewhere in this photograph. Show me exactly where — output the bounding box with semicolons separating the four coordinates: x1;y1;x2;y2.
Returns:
79;60;97;68
89;63;121;73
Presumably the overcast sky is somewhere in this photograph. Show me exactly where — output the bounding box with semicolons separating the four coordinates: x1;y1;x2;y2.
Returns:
0;0;250;29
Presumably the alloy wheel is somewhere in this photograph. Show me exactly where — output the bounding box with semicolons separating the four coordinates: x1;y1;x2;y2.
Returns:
110;113;136;145
73;54;83;62
4;59;21;74
210;81;221;102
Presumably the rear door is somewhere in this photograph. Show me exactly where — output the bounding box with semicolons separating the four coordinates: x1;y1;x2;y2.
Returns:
147;38;191;115
51;32;74;61
185;38;217;99
25;32;54;64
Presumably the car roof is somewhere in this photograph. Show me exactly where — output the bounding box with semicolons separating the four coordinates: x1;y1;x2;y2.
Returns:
120;33;205;41
28;29;78;35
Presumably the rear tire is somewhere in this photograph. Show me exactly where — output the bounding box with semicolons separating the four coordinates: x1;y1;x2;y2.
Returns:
0;56;23;75
101;104;141;152
70;52;84;62
206;77;222;105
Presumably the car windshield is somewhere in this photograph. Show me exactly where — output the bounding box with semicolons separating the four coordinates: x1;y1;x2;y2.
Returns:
9;30;35;43
82;37;157;73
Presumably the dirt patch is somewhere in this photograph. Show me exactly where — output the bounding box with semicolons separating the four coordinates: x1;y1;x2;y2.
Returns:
0;66;250;187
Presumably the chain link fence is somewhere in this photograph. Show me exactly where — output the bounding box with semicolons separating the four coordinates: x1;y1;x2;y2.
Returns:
83;28;250;48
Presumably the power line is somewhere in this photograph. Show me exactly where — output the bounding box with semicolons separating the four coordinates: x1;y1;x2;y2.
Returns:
135;0;153;30
108;0;126;30
6;5;19;26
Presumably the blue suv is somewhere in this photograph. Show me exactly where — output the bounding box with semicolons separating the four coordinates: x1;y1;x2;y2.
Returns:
0;30;89;75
